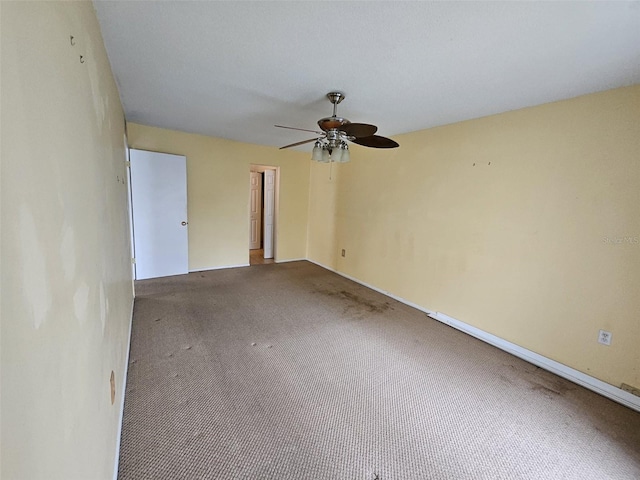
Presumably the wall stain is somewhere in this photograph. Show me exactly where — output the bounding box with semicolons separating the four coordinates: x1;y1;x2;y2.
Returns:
19;205;52;329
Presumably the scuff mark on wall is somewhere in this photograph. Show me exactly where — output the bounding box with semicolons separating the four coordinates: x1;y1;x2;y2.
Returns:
19;205;52;329
100;282;107;333
74;281;90;324
84;35;107;130
60;227;77;280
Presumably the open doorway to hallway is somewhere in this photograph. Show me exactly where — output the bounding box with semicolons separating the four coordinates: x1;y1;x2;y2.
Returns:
249;165;278;265
249;249;273;265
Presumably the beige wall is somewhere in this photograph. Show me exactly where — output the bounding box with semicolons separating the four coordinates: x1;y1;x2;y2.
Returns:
2;5;636;477
306;162;341;269
308;86;640;389
1;2;133;479
127;124;310;270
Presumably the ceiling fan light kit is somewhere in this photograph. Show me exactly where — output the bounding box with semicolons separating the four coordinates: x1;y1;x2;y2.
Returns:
276;91;399;163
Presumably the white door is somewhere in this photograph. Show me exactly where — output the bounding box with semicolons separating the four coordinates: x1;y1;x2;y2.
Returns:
129;149;189;280
263;169;275;259
249;172;262;250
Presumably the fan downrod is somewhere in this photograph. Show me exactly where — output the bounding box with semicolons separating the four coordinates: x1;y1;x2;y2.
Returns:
319;91;349;131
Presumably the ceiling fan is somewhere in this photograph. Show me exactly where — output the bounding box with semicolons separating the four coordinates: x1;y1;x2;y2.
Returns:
275;91;399;163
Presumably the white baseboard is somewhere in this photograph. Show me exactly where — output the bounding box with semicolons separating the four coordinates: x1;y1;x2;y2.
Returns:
113;298;135;480
307;259;640;413
189;263;250;272
429;311;640;412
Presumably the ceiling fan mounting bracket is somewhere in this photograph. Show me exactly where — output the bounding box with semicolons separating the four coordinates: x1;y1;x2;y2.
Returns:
326;91;345;105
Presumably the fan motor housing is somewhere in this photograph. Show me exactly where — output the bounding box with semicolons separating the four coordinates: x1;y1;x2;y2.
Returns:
318;116;350;132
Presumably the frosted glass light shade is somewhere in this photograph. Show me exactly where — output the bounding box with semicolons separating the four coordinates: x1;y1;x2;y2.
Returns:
334;143;349;163
341;146;350;163
321;147;330;163
332;146;343;163
311;145;323;162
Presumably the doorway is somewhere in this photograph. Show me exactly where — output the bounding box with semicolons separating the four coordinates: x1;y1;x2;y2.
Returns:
249;165;278;265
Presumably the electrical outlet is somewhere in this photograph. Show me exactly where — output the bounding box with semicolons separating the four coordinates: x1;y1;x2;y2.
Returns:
598;329;612;346
341;249;346;257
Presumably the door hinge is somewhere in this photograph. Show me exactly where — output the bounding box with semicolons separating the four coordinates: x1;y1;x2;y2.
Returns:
125;161;131;167
131;257;136;264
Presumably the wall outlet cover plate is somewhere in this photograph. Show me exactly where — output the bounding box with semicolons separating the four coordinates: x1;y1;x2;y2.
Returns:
598;329;612;345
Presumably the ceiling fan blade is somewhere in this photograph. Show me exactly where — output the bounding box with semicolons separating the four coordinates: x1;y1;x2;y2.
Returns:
340;123;378;138
279;137;318;150
352;135;399;149
275;125;324;135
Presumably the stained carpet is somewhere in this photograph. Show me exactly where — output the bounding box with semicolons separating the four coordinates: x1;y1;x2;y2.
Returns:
118;261;640;479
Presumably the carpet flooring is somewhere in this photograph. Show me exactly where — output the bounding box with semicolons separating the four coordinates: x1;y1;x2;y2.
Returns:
118;261;640;479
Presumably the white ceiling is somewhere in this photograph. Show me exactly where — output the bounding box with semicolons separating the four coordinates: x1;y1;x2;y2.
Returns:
93;1;640;150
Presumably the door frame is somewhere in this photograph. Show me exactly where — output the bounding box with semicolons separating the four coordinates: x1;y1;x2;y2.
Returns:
249;164;279;261
249;171;263;250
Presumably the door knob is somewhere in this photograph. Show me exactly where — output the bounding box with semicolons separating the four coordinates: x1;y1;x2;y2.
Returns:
181;221;188;226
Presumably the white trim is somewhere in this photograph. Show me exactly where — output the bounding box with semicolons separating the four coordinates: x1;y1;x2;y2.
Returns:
306;259;640;413
113;298;135;480
429;311;640;412
189;263;250;273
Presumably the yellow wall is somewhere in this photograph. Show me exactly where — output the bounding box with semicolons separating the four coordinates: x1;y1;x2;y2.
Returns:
1;2;133;479
308;86;640;389
306;162;341;268
127;124;310;270
2;6;636;478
